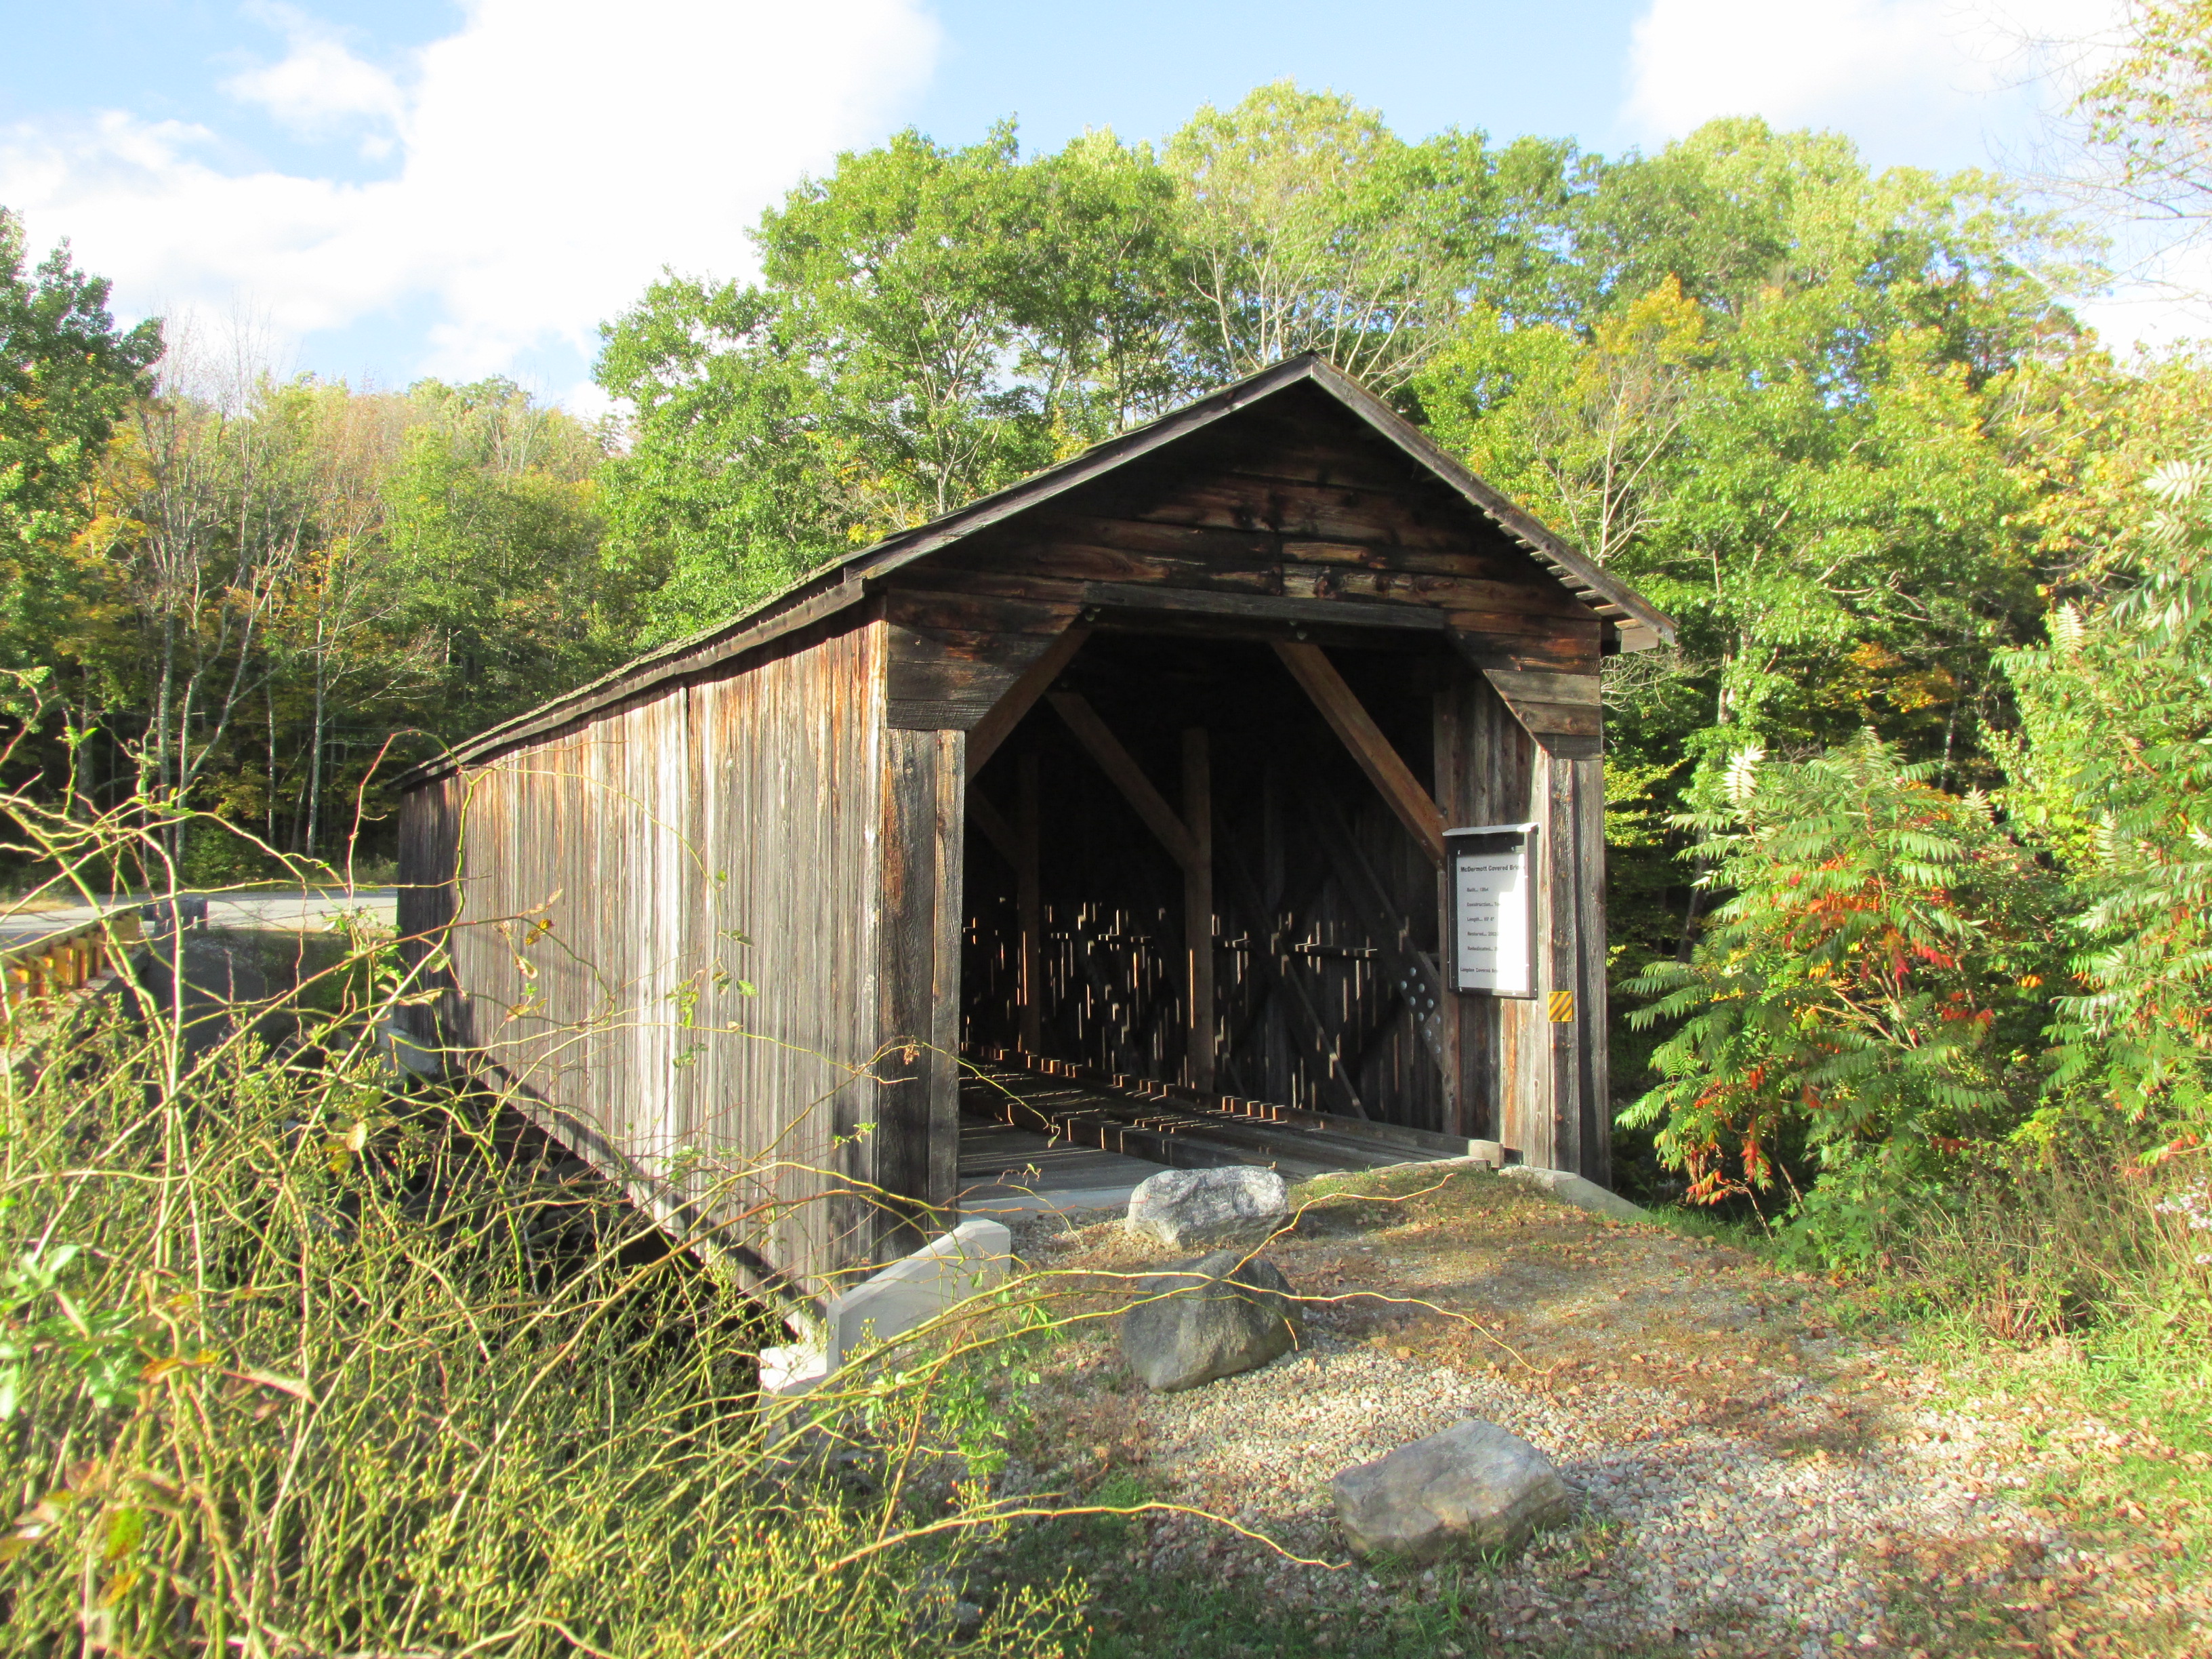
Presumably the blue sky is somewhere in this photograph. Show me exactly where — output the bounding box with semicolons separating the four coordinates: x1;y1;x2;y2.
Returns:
0;0;2129;409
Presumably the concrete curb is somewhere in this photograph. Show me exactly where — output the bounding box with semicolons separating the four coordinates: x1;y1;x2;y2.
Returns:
759;1216;1015;1404
1497;1164;1650;1223
958;1183;1147;1218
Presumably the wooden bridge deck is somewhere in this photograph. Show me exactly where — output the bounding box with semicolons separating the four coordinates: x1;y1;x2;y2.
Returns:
956;1059;1485;1220
956;1118;1165;1216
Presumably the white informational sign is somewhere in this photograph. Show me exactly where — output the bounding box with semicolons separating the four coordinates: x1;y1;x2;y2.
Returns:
1448;823;1538;998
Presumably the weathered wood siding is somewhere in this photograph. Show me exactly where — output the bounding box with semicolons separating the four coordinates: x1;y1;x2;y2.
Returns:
399;617;915;1290
1429;664;1606;1176
907;386;1605;679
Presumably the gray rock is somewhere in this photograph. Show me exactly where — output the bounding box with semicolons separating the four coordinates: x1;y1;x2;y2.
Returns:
1329;1420;1571;1563
1126;1165;1288;1248
1119;1248;1302;1393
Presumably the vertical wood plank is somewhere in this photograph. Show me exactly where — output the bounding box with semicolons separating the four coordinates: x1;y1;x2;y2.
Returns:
1541;746;1582;1176
1574;753;1610;1189
878;725;944;1252
1584;752;1619;1194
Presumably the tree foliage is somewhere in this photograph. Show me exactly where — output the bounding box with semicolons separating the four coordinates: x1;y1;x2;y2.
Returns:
1418;122;2070;787
7;363;634;871
596;87;1594;643
2005;451;2212;1124
0;213;161;684
2078;0;2212;237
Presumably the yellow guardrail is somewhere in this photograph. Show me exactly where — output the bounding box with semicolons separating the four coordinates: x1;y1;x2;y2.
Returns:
1;910;142;1019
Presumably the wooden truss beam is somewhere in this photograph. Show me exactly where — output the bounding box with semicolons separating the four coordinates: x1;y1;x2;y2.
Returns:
1271;640;1447;868
1016;754;1044;1055
966;626;1091;779
1183;728;1216;1092
1213;832;1371;1120
1295;780;1456;1102
1046;693;1201;872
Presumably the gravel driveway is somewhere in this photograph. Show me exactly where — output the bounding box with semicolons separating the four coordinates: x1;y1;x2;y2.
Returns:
1002;1167;2209;1657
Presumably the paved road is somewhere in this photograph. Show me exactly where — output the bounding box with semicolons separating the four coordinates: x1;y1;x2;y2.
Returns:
1;889;399;950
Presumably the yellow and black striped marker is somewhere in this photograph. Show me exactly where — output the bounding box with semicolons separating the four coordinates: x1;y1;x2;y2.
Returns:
1547;989;1576;1023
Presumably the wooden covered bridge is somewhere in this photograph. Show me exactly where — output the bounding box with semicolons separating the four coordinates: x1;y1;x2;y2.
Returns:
395;354;1675;1292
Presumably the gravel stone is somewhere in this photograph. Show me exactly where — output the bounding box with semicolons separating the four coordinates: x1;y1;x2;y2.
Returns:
1004;1172;2212;1655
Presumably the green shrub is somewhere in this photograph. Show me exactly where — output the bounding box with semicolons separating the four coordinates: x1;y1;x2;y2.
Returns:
1620;733;2063;1258
2004;453;2212;1132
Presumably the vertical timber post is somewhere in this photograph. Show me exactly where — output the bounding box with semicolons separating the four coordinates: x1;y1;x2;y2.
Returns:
878;725;966;1259
1183;727;1215;1093
1515;733;1606;1184
928;728;964;1208
1017;751;1043;1056
1570;750;1610;1189
1539;746;1582;1176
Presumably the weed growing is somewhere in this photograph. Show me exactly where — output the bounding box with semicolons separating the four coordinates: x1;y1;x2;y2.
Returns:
0;977;1109;1656
0;757;1130;1656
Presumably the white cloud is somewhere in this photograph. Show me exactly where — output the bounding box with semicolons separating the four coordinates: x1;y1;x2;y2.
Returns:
1;0;938;385
224;6;407;148
1621;0;2121;163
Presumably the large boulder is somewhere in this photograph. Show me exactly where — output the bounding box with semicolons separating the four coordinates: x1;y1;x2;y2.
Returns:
1119;1249;1302;1393
1126;1165;1288;1248
1329;1420;1572;1564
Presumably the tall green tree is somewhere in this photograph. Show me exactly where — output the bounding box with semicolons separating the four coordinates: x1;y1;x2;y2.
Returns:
1168;82;1590;390
385;378;630;745
597;124;1193;644
1418;122;2078;969
0;209;161;691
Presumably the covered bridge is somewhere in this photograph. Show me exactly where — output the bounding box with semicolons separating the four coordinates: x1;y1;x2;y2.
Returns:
394;354;1675;1294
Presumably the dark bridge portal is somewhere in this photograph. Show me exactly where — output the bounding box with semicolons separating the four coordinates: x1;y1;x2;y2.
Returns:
963;631;1465;1132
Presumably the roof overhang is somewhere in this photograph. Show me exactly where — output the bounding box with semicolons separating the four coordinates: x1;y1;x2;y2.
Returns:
401;354;1676;785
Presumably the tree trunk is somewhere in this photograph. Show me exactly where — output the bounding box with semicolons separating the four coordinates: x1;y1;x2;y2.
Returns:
306;618;328;863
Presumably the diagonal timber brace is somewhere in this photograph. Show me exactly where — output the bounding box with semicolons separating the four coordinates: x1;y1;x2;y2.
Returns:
1271;640;1447;867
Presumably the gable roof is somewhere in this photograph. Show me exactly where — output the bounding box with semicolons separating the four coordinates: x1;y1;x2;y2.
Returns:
406;353;1675;781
